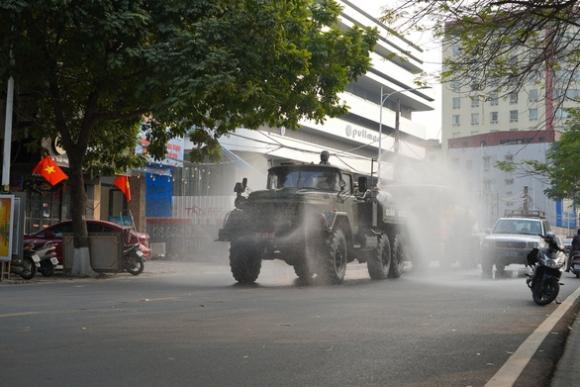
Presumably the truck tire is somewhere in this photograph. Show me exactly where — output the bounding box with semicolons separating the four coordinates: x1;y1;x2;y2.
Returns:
319;229;347;284
229;239;262;284
367;233;391;280
388;234;405;278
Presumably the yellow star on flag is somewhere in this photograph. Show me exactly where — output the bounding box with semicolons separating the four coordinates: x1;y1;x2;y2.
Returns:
44;165;56;174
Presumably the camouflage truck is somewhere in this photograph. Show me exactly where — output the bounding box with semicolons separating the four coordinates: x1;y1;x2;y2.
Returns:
218;153;409;284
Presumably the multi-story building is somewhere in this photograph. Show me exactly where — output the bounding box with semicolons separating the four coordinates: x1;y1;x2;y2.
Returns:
441;40;577;230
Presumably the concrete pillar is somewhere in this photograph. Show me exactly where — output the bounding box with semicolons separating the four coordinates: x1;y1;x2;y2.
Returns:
129;175;146;232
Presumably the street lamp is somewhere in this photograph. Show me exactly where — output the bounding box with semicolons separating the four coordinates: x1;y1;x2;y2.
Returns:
377;85;431;181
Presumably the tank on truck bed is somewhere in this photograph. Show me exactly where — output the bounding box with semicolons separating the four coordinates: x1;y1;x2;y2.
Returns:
218;152;411;284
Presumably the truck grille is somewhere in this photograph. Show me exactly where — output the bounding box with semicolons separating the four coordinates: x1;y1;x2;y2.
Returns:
251;203;300;230
495;241;526;249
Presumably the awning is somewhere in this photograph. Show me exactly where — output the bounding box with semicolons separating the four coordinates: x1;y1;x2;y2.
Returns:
219;129;375;175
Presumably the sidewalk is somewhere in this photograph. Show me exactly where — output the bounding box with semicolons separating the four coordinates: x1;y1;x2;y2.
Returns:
551;309;580;387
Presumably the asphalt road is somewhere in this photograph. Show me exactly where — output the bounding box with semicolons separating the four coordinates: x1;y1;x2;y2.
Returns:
1;260;579;387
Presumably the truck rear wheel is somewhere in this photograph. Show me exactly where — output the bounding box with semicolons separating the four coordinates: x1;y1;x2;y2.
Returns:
368;233;391;280
229;239;262;284
319;229;347;284
388;234;405;278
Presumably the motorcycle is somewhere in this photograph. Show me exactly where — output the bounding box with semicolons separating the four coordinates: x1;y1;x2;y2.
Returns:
526;233;566;305
10;243;57;280
123;244;144;275
569;250;580;279
37;243;58;277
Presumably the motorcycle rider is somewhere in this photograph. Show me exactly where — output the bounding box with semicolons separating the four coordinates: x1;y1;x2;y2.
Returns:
566;228;580;272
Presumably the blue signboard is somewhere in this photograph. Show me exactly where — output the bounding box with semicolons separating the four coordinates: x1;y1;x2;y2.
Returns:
146;171;173;217
555;199;577;228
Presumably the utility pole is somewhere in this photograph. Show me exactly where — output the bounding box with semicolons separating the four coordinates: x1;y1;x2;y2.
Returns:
2;76;14;192
523;186;529;214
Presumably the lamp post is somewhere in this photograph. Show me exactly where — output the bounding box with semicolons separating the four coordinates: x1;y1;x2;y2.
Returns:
377;85;430;181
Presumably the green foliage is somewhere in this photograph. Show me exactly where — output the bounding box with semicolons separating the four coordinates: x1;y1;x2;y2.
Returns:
539;109;580;200
495;160;516;173
382;1;580;99
0;0;377;164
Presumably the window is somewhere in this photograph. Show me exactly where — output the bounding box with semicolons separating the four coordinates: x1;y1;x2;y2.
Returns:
505;154;513;161
452;97;461;109
529;108;538;121
471;96;479;108
528;89;539;102
490;111;498;124
471;113;480;125
340;173;352;194
510;110;518;123
509;92;518;104
452;115;460;126
451;80;461;92
489;92;499;106
506;201;514;207
452;44;462;57
483;156;491;171
505;178;514;185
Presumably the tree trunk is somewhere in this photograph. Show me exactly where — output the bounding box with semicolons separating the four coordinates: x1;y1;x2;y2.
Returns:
66;146;94;276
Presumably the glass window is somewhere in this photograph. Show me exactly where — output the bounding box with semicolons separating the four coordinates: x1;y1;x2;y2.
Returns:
49;222;73;237
489;92;499;106
509;92;518;104
471;96;479;108
493;219;542;235
490;111;498;124
471;113;480;125
529;108;538;121
528;89;539;102
268;168;341;191
340;173;352;194
87;222;104;233
510;110;518;123
452;115;460;126
450;80;461;92
452;97;461;109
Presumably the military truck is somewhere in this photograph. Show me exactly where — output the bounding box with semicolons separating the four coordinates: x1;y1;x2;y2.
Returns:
218;152;409;284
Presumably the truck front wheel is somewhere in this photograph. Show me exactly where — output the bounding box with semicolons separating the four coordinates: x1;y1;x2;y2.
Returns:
320;229;347;284
229;239;262;284
368;233;391;280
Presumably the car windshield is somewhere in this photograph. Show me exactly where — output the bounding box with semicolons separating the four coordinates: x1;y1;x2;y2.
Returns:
493;219;543;235
268;168;341;191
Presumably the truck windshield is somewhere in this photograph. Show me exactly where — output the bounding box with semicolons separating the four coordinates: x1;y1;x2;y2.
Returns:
493;219;543;235
268;169;341;191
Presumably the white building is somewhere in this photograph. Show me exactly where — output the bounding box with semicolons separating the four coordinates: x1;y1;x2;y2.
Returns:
215;0;435;180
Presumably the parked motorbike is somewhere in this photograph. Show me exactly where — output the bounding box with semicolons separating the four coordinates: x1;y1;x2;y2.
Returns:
526;233;566;305
37;243;58;277
123;244;144;275
569;250;580;279
10;243;57;280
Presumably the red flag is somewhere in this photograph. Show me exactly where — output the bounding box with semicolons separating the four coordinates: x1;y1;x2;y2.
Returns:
114;175;132;202
32;156;68;186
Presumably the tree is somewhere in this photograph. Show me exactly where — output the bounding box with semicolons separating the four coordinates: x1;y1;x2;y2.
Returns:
0;0;377;267
382;1;580;102
510;109;580;201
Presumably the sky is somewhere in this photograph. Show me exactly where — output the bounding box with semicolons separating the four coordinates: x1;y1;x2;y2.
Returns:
368;3;443;141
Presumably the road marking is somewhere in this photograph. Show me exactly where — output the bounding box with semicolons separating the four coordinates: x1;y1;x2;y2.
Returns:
485;285;580;387
0;312;40;319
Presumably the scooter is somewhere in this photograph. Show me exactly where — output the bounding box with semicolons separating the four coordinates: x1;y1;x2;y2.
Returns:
37;243;58;277
123;244;144;276
569;250;580;279
10;243;56;280
526;233;566;305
